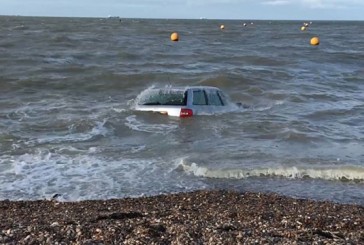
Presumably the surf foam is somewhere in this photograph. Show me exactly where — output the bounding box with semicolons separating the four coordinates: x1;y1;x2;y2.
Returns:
180;160;364;182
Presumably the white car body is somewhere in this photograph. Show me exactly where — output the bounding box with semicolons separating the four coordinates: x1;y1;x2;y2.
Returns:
134;86;236;117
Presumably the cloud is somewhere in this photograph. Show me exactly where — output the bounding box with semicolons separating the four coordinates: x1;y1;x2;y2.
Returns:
263;0;291;5
185;0;248;6
260;0;364;9
302;0;364;9
1;0;364;19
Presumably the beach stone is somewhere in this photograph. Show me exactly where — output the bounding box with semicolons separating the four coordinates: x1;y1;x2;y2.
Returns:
0;190;362;244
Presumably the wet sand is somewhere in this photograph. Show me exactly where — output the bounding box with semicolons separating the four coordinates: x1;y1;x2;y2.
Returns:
0;190;363;244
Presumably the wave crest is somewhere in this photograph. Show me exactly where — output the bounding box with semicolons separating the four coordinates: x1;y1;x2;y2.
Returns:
180;161;364;182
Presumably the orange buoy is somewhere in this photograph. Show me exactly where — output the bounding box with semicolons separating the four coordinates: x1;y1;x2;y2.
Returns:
220;24;225;30
310;36;320;46
170;32;179;41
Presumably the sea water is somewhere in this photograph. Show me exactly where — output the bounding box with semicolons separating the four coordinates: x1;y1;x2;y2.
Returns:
0;16;363;204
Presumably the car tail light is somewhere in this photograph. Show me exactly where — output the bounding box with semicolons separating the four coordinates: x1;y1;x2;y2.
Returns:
180;108;193;117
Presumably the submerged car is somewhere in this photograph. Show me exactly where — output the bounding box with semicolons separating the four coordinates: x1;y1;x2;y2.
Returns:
134;86;237;117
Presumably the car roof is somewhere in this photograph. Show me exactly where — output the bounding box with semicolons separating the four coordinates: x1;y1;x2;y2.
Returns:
151;86;220;91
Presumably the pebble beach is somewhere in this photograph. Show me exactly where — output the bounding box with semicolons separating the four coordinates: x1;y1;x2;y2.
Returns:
1;190;363;244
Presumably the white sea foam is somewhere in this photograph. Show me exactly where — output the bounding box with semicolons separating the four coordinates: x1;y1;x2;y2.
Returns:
180;160;364;182
125;115;178;134
130;85;156;109
246;100;285;112
33;119;110;145
0;150;162;201
112;108;126;113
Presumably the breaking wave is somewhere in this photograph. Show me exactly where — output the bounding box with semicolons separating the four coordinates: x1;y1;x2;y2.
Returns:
180;161;364;182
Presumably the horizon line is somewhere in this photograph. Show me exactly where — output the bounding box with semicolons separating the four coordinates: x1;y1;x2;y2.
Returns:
1;14;363;22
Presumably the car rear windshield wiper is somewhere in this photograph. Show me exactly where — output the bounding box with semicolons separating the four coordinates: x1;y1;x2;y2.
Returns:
163;102;185;106
142;102;161;105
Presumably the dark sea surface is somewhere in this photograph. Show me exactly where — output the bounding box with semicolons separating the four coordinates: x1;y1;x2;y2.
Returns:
0;16;363;204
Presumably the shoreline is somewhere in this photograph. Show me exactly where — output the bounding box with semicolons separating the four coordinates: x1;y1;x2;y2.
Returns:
1;190;363;244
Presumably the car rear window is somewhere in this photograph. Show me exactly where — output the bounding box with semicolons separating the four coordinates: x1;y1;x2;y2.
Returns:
139;89;187;106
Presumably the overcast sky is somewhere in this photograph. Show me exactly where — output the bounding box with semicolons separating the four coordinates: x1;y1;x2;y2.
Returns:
1;0;363;20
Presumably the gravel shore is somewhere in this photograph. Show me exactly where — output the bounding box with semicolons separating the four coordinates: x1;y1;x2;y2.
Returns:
1;190;363;244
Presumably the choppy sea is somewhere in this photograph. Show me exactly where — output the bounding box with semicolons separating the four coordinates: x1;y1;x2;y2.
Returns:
0;16;363;204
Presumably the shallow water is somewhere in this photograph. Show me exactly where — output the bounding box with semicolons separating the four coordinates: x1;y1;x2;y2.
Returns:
0;16;363;204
